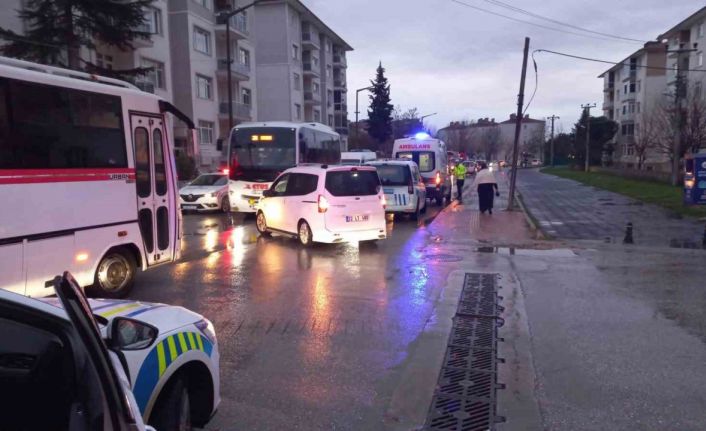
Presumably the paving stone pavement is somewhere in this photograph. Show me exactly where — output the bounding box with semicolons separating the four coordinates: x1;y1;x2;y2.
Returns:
515;168;706;248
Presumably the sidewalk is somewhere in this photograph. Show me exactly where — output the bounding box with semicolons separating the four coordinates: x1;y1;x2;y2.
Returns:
409;175;706;430
516;168;705;248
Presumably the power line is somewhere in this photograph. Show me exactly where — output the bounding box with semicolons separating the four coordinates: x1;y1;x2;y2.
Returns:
534;48;706;73
523;50;538;115
449;0;642;44
479;0;647;43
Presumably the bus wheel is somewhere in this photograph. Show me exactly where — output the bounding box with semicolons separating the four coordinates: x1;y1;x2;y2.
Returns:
93;249;136;298
256;211;271;236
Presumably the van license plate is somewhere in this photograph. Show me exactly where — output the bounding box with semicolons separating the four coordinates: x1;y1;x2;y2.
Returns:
346;215;369;222
183;205;198;210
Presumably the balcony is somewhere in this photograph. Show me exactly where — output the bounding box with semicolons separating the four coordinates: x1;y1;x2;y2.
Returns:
602;99;614;110
217;58;250;81
603;81;614;92
215;14;248;40
333;79;346;90
334;102;347;113
303;62;320;77
332;54;347;68
134;81;156;94
218;101;252;121
304;91;322;105
301;32;320;50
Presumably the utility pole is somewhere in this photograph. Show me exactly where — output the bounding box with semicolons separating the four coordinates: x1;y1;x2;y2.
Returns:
217;0;265;133
547;115;559;167
581;103;596;172
507;37;530;211
354;86;373;149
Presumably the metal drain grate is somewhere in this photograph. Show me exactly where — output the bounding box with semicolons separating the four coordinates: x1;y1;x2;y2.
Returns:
424;273;505;430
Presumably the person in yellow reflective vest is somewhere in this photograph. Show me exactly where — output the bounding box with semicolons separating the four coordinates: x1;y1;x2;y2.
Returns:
453;162;467;203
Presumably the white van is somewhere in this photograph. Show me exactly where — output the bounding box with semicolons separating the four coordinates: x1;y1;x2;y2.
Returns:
341;149;377;165
392;133;452;206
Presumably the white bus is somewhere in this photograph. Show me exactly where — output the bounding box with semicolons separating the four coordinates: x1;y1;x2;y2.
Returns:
0;57;197;298
227;122;342;212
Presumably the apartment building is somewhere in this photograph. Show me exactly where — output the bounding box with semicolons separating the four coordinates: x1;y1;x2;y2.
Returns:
599;42;667;169
659;6;706;101
168;0;257;169
253;0;352;148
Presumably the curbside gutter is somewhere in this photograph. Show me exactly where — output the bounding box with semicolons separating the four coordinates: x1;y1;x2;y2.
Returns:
514;191;547;240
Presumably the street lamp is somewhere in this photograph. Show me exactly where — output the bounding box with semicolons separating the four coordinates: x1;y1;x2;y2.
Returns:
420;112;437;122
217;0;266;133
354;86;373;148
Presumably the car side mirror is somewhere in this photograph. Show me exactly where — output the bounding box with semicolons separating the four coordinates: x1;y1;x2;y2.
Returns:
109;317;158;351
262;189;274;198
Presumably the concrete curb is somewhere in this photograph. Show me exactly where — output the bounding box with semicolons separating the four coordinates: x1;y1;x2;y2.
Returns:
514;191;547;240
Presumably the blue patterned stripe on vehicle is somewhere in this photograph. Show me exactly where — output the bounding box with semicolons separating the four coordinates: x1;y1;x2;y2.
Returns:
133;331;213;414
125;304;165;317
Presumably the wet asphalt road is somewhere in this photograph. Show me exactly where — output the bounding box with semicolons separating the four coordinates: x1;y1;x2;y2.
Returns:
129;202;451;430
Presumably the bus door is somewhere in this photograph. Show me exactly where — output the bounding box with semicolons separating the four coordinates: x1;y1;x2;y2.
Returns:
132;114;175;266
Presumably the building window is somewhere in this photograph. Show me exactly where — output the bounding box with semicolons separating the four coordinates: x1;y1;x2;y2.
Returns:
193;0;211;10
313;56;319;67
193;26;211;55
629;82;636;93
637;102;641;113
313;82;320;93
624;84;628;94
622;105;627;115
292;44;299;60
238;48;250;67
196;75;212;99
699;23;705;38
326;41;331;52
198;120;214;145
699;52;704;67
139;7;162;35
141;58;165;89
328;114;333;126
96;53;113;70
327;90;333;107
242;88;252;105
636;80;641;92
314;110;320;122
293;73;301;90
326;65;332;78
295;103;302;120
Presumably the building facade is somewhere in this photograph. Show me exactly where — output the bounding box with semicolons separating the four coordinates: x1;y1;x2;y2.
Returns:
599;42;668;170
253;0;352;148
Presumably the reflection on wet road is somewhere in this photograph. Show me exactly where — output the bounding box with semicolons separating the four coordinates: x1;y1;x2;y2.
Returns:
131;204;450;430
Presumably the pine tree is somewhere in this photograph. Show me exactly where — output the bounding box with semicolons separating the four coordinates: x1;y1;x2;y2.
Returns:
366;62;393;148
0;0;153;77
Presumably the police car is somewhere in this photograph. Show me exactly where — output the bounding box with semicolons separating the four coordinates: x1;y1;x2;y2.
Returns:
0;272;220;431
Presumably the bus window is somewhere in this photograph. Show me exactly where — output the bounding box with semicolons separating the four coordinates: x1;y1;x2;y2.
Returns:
299;127;341;164
230;127;296;180
134;128;151;198
153;129;167;196
0;77;126;169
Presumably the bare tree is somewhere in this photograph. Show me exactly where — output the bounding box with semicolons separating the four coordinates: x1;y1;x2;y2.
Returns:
480;126;501;160
633;107;662;170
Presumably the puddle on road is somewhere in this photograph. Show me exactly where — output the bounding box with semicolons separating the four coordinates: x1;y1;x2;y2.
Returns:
474;247;576;257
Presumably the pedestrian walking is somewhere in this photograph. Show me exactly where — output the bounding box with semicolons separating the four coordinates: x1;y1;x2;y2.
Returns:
453;162;467;203
471;162;500;214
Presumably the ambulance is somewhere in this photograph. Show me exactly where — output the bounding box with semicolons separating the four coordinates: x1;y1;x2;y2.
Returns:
392;133;452;206
0;272;220;431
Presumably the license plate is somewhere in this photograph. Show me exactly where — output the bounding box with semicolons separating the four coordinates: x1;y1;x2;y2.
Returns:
345;214;369;222
183;205;198;210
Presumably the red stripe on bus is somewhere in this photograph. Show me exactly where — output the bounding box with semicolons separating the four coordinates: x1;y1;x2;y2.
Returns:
0;174;136;185
0;168;135;176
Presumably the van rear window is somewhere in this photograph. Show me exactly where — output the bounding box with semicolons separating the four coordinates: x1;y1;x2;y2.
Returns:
325;170;380;196
395;151;435;172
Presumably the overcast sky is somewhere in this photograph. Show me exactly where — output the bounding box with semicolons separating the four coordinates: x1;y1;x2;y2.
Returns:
306;0;700;133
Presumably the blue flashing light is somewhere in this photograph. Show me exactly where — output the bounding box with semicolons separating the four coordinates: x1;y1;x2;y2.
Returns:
414;132;431;140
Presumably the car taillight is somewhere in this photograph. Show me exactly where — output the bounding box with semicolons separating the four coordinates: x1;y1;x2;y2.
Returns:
380;194;387;209
435;171;441;187
318;195;329;213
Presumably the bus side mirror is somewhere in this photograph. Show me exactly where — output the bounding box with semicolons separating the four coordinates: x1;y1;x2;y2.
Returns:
216;138;224;152
262;189;274;198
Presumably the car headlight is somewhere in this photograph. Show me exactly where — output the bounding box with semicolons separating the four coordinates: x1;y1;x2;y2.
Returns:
208;192;216;198
195;319;217;344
